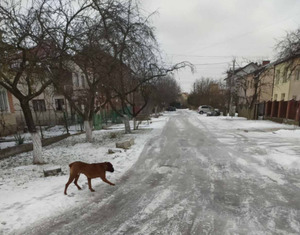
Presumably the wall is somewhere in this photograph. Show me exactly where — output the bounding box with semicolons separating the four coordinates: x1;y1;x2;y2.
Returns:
273;61;293;101
289;58;300;100
237;105;255;119
12;86;71;129
0;113;17;136
258;66;274;102
0;91;17;136
0;133;70;160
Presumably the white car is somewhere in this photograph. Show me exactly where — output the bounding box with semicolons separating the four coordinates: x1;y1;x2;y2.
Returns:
198;105;213;114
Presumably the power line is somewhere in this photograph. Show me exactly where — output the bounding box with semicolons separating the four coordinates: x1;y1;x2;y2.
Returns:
167;54;270;59
193;62;230;66
192;13;300;53
168;54;233;58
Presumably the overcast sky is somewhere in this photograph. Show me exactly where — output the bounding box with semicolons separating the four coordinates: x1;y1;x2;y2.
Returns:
141;0;300;92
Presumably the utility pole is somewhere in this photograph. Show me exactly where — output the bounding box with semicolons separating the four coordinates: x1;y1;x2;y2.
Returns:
229;58;236;117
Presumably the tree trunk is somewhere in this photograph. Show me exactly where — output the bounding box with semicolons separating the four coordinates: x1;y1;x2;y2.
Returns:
84;120;93;142
133;117;137;130
123;115;131;134
31;132;44;164
154;106;158;117
20;101;44;164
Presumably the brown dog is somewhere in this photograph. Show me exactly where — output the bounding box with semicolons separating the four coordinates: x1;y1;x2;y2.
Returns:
64;161;115;195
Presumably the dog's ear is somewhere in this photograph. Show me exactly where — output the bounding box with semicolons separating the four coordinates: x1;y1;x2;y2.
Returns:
104;162;109;170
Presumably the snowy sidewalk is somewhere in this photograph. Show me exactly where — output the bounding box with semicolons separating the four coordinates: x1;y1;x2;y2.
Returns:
0;115;169;234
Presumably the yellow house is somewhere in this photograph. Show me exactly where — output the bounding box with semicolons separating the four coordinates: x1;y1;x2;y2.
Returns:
273;56;300;101
257;64;274;102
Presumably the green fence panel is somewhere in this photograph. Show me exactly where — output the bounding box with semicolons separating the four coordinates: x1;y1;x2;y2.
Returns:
93;114;102;130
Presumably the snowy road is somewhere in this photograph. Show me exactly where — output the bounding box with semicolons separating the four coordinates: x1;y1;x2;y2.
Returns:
17;110;300;234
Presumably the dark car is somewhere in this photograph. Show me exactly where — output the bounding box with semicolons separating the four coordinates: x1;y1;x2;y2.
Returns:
166;106;176;111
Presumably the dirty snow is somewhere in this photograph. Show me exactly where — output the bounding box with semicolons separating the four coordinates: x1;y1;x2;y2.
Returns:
0;110;300;234
0;115;168;234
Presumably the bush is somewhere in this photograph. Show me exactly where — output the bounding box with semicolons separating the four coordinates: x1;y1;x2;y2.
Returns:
14;133;25;145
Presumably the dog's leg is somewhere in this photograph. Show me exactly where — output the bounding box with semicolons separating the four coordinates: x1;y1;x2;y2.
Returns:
74;174;82;190
87;178;95;192
100;176;115;186
64;175;75;195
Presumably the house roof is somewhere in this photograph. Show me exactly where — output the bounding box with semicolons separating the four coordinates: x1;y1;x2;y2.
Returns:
272;53;300;66
225;62;259;80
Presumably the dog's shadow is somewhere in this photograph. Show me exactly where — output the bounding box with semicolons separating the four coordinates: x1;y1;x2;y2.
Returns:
67;183;89;197
82;183;88;190
67;192;75;197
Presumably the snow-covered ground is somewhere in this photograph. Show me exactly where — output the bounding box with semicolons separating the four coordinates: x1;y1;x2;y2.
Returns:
0;115;169;234
197;115;300;172
0;110;300;234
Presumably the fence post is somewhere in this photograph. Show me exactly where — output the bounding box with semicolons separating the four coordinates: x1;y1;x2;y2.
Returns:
265;102;268;117
277;100;282;118
296;101;300;122
271;101;275;117
286;100;292;119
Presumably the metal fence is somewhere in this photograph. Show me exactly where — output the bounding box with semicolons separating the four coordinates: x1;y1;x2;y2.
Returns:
257;100;300;125
13;106;132;133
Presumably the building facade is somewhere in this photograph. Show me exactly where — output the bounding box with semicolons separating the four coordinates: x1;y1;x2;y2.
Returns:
0;87;17;136
272;57;300;101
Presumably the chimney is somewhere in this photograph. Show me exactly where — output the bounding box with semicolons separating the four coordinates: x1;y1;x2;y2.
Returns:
262;60;270;66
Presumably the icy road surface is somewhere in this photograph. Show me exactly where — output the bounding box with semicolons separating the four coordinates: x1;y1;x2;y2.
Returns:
18;110;300;234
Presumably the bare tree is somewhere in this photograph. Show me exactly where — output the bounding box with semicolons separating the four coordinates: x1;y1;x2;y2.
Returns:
37;0;107;142
0;0;55;164
1;0;192;147
275;28;300;76
92;0;192;133
228;60;274;119
150;76;181;112
276;28;300;59
188;78;227;111
236;68;272;118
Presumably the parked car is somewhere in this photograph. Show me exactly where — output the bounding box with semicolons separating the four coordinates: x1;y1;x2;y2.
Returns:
198;105;212;114
166;106;176;111
207;109;221;116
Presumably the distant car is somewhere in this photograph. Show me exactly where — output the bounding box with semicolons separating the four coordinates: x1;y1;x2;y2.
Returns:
166;106;176;111
207;109;221;116
198;105;212;114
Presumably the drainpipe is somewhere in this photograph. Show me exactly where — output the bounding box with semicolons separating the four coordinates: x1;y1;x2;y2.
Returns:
271;66;275;101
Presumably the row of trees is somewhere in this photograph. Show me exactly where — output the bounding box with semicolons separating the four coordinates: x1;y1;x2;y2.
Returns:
187;78;228;111
0;0;189;164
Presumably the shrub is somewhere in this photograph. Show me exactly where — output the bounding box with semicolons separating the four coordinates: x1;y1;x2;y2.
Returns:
14;133;25;145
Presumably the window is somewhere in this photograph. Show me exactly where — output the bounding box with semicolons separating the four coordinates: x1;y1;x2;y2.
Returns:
55;99;65;111
32;99;46;112
81;74;85;88
296;69;300;81
282;67;288;83
73;73;80;87
281;93;285;101
275;70;280;84
0;88;9;112
274;94;278;101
